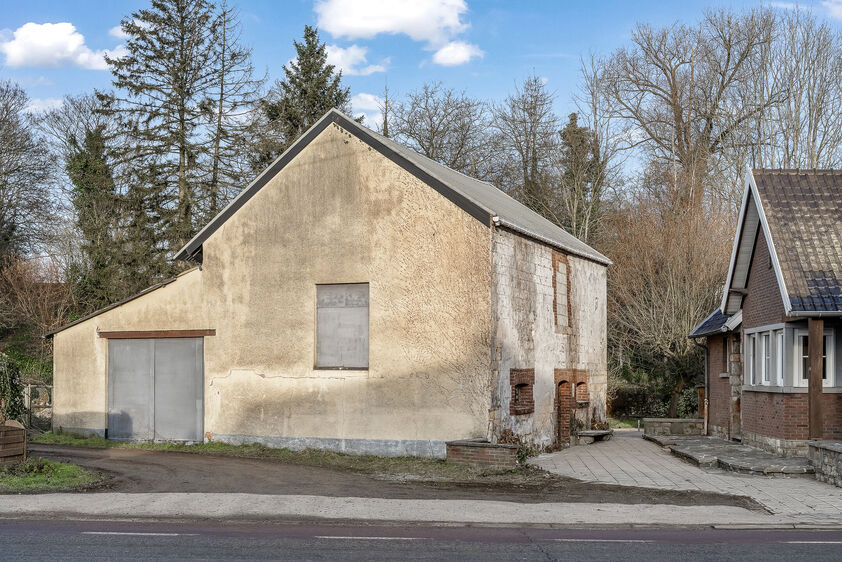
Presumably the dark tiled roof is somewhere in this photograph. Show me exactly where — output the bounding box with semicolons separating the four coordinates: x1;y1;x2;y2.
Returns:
690;308;730;338
753;170;842;313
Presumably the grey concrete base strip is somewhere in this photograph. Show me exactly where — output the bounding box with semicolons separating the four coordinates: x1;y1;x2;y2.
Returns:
0;493;773;527
211;434;447;458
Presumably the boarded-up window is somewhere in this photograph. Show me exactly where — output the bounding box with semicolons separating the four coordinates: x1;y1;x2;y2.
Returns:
316;283;369;369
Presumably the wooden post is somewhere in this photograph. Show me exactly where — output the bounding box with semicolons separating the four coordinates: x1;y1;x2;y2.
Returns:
808;318;824;440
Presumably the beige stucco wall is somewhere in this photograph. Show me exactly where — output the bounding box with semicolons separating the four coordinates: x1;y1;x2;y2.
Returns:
51;121;608;457
52;268;205;434
198;123;493;454
490;229;607;450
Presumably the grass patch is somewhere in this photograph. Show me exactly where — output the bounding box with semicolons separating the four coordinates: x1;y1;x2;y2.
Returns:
32;431;539;484
0;457;102;493
607;416;640;429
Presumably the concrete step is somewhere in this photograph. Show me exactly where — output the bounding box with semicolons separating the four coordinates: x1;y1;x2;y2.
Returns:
575;430;613;446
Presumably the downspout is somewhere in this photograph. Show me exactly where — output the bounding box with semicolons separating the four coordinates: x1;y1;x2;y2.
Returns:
692;338;709;436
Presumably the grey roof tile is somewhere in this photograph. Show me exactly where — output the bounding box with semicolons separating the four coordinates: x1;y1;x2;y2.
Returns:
753;169;842;313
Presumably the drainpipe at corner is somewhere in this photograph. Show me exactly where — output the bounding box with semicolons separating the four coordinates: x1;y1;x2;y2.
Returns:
692;338;709;436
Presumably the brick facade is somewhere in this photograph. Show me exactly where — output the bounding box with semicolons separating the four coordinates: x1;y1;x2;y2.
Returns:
741;391;842;455
706;335;731;434
742;230;784;329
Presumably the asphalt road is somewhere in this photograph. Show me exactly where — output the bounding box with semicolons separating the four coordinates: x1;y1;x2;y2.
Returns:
29;443;756;508
1;519;841;561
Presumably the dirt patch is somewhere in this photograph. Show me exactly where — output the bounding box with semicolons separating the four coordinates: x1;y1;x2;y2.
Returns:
28;444;761;511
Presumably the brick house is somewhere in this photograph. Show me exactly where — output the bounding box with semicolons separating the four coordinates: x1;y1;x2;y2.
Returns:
691;169;842;456
47;109;609;457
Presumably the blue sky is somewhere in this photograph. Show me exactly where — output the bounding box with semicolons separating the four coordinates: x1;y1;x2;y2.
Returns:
2;0;841;121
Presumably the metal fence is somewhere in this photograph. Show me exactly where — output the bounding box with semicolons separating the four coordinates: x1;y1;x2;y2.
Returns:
23;384;52;431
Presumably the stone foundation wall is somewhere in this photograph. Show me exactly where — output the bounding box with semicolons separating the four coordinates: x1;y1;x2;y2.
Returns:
642;418;704;437
808;441;842;487
708;424;729;440
742;430;808;457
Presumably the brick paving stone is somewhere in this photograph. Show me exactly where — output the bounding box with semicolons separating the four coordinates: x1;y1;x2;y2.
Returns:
531;429;842;519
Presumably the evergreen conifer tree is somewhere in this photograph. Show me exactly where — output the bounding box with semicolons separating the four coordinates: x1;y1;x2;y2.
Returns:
256;25;352;168
66;126;123;309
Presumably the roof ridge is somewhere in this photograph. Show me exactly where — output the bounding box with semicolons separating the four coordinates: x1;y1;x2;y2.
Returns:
753;168;842;174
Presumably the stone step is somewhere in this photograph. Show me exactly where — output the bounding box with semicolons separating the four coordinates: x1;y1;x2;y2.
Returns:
651;436;815;476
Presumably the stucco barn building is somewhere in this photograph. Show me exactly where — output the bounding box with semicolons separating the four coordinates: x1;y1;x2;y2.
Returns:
691;169;842;456
49;109;609;457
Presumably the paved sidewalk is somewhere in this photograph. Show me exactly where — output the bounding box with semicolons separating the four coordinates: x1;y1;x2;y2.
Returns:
531;430;842;522
0;492;772;527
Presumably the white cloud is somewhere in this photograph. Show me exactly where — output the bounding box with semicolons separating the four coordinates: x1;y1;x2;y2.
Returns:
351;93;384;131
316;0;468;44
0;22;125;70
108;25;130;39
431;41;483;66
316;0;480;67
24;97;63;113
352;92;383;112
326;44;387;76
824;0;842;19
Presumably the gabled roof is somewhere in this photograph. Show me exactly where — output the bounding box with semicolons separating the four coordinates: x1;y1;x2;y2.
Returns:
721;169;842;317
174;109;610;266
689;308;742;338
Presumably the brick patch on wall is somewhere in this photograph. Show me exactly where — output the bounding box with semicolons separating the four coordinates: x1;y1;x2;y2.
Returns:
551;249;573;331
555;369;588;446
509;368;535;415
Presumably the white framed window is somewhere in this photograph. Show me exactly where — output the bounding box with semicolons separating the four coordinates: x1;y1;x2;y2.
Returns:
747;334;756;385
775;330;784;386
795;330;835;387
762;333;771;384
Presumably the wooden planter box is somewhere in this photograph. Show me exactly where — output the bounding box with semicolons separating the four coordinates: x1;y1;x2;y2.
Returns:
0;421;26;466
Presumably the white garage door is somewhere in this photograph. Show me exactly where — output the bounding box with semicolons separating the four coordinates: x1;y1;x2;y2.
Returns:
107;338;203;442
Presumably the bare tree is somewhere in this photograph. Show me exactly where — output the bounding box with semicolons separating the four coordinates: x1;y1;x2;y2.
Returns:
0;81;53;259
601;9;778;207
604;163;731;416
491;74;561;221
201;1;265;219
0;255;75;337
392;82;495;181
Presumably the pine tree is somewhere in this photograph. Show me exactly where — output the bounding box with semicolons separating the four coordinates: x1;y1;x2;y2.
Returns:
558;113;606;244
256;25;352;168
104;0;219;249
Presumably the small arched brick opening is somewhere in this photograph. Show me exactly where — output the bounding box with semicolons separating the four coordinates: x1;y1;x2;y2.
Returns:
575;381;589;404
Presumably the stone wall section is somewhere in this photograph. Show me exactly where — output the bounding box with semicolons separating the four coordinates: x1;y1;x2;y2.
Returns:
809;441;842;487
489;228;607;450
